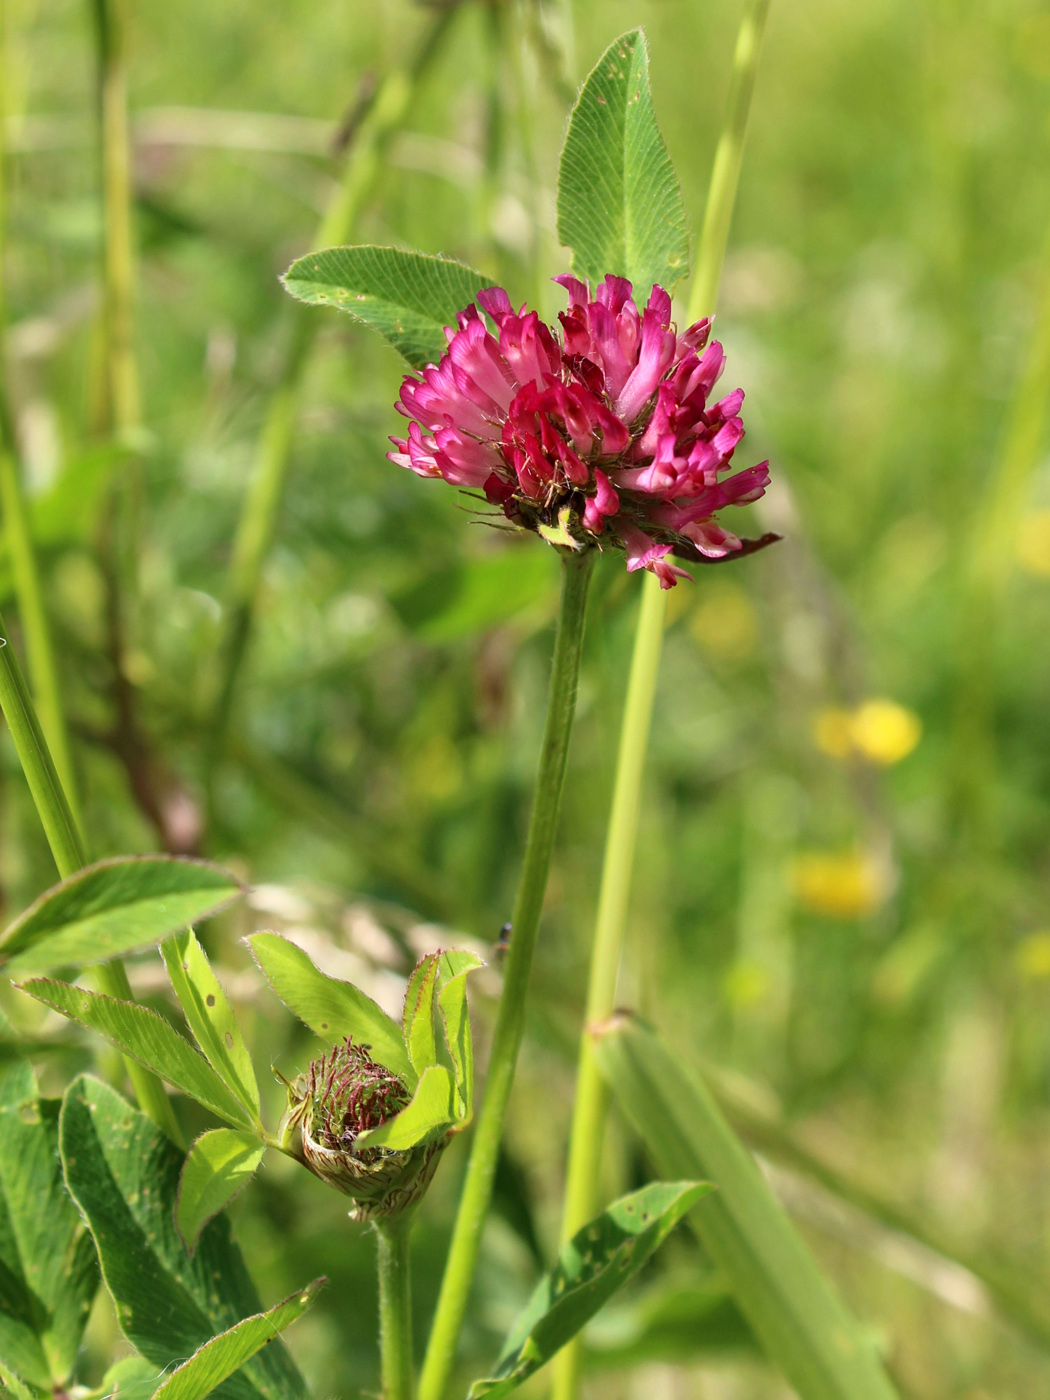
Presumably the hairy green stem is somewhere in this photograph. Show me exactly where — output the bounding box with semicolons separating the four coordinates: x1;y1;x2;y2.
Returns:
0;612;182;1143
376;1219;415;1400
209;7;456;763
553;5;772;1396
419;547;595;1400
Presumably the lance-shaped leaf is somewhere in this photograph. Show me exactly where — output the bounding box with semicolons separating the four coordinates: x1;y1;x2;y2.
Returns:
402;950;483;1105
592;1013;900;1400
60;1076;308;1400
151;1279;324;1400
0;1062;97;1391
246;933;412;1082
436;951;483;1116
466;1181;709;1400
20;980;252;1128
176;1130;266;1255
281;246;487;370
162;932;260;1122
355;1064;456;1151
557;29;690;294
0;857;243;978
0;1360;37;1400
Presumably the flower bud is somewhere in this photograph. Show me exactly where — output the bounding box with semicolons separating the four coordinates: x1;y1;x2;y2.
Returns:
282;1038;445;1222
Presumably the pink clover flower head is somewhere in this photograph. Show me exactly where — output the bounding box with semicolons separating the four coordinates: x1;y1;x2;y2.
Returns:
388;274;774;586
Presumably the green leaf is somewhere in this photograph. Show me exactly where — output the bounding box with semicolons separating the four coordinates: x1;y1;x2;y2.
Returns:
97;1355;161;1400
592;1013;900;1400
402;955;439;1075
246;932;412;1082
435;951;483;1117
355;1064;455;1151
0;857;243;978
557;29;689;293
162;932;260;1122
176;1131;265;1255
60;1076;308;1400
0;1360;37;1400
280;246;487;370
0;1062;97;1390
150;1280;323;1400
20;981;252;1128
466;1181;709;1400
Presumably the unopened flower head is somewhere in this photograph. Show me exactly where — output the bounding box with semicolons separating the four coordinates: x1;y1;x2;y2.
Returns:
389;275;773;587
284;1038;444;1222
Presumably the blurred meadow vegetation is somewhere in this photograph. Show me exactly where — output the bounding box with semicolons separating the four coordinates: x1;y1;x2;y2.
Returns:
5;0;1050;1396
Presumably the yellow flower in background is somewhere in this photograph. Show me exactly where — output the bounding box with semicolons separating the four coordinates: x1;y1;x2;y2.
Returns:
792;850;888;919
1017;512;1050;578
851;700;921;764
814;698;921;765
1015;932;1050;981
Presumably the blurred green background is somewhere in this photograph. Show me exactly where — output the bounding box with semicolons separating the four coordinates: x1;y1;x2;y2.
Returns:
6;0;1050;1395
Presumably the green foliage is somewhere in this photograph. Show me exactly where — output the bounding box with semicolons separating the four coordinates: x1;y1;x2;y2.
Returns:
0;858;243;978
20;981;252;1127
162;931;261;1123
355;1063;456;1151
150;1280;324;1400
247;932;413;1081
176;1130;266;1255
402;949;482;1115
59;1077;309;1400
557;29;689;293
0;1062;97;1392
280;247;487;369
466;1182;709;1400
593;1014;899;1400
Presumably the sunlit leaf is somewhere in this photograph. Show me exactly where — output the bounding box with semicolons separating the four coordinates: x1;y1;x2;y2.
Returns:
162;932;260;1122
557;29;689;293
60;1077;308;1400
0;857;243;978
355;1064;455;1151
246;933;412;1082
281;246;486;369
20;981;251;1128
435;950;483;1116
0;1062;97;1390
150;1279;323;1400
593;1013;899;1400
176;1130;265;1255
466;1181;709;1400
402;954;439;1075
97;1356;160;1400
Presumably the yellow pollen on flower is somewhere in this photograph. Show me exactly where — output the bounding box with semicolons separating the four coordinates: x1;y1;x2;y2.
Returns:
814;699;921;765
1017;511;1050;578
792;850;888;919
1015;932;1050;981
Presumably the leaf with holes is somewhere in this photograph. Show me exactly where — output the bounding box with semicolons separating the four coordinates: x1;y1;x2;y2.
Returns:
0;857;243;978
466;1181;709;1399
557;29;689;293
20;980;251;1127
281;246;487;369
247;933;412;1082
176;1130;265;1255
162;931;260;1122
60;1076;308;1400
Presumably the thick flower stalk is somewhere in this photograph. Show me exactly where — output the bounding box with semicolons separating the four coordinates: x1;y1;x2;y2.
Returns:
389;275;771;587
283;1038;445;1223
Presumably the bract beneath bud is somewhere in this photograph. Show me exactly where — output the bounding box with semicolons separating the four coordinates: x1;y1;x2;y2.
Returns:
283;1038;446;1222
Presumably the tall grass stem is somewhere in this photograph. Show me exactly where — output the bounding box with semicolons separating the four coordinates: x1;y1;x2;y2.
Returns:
419;547;595;1400
209;9;456;762
376;1218;415;1400
553;4;772;1395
